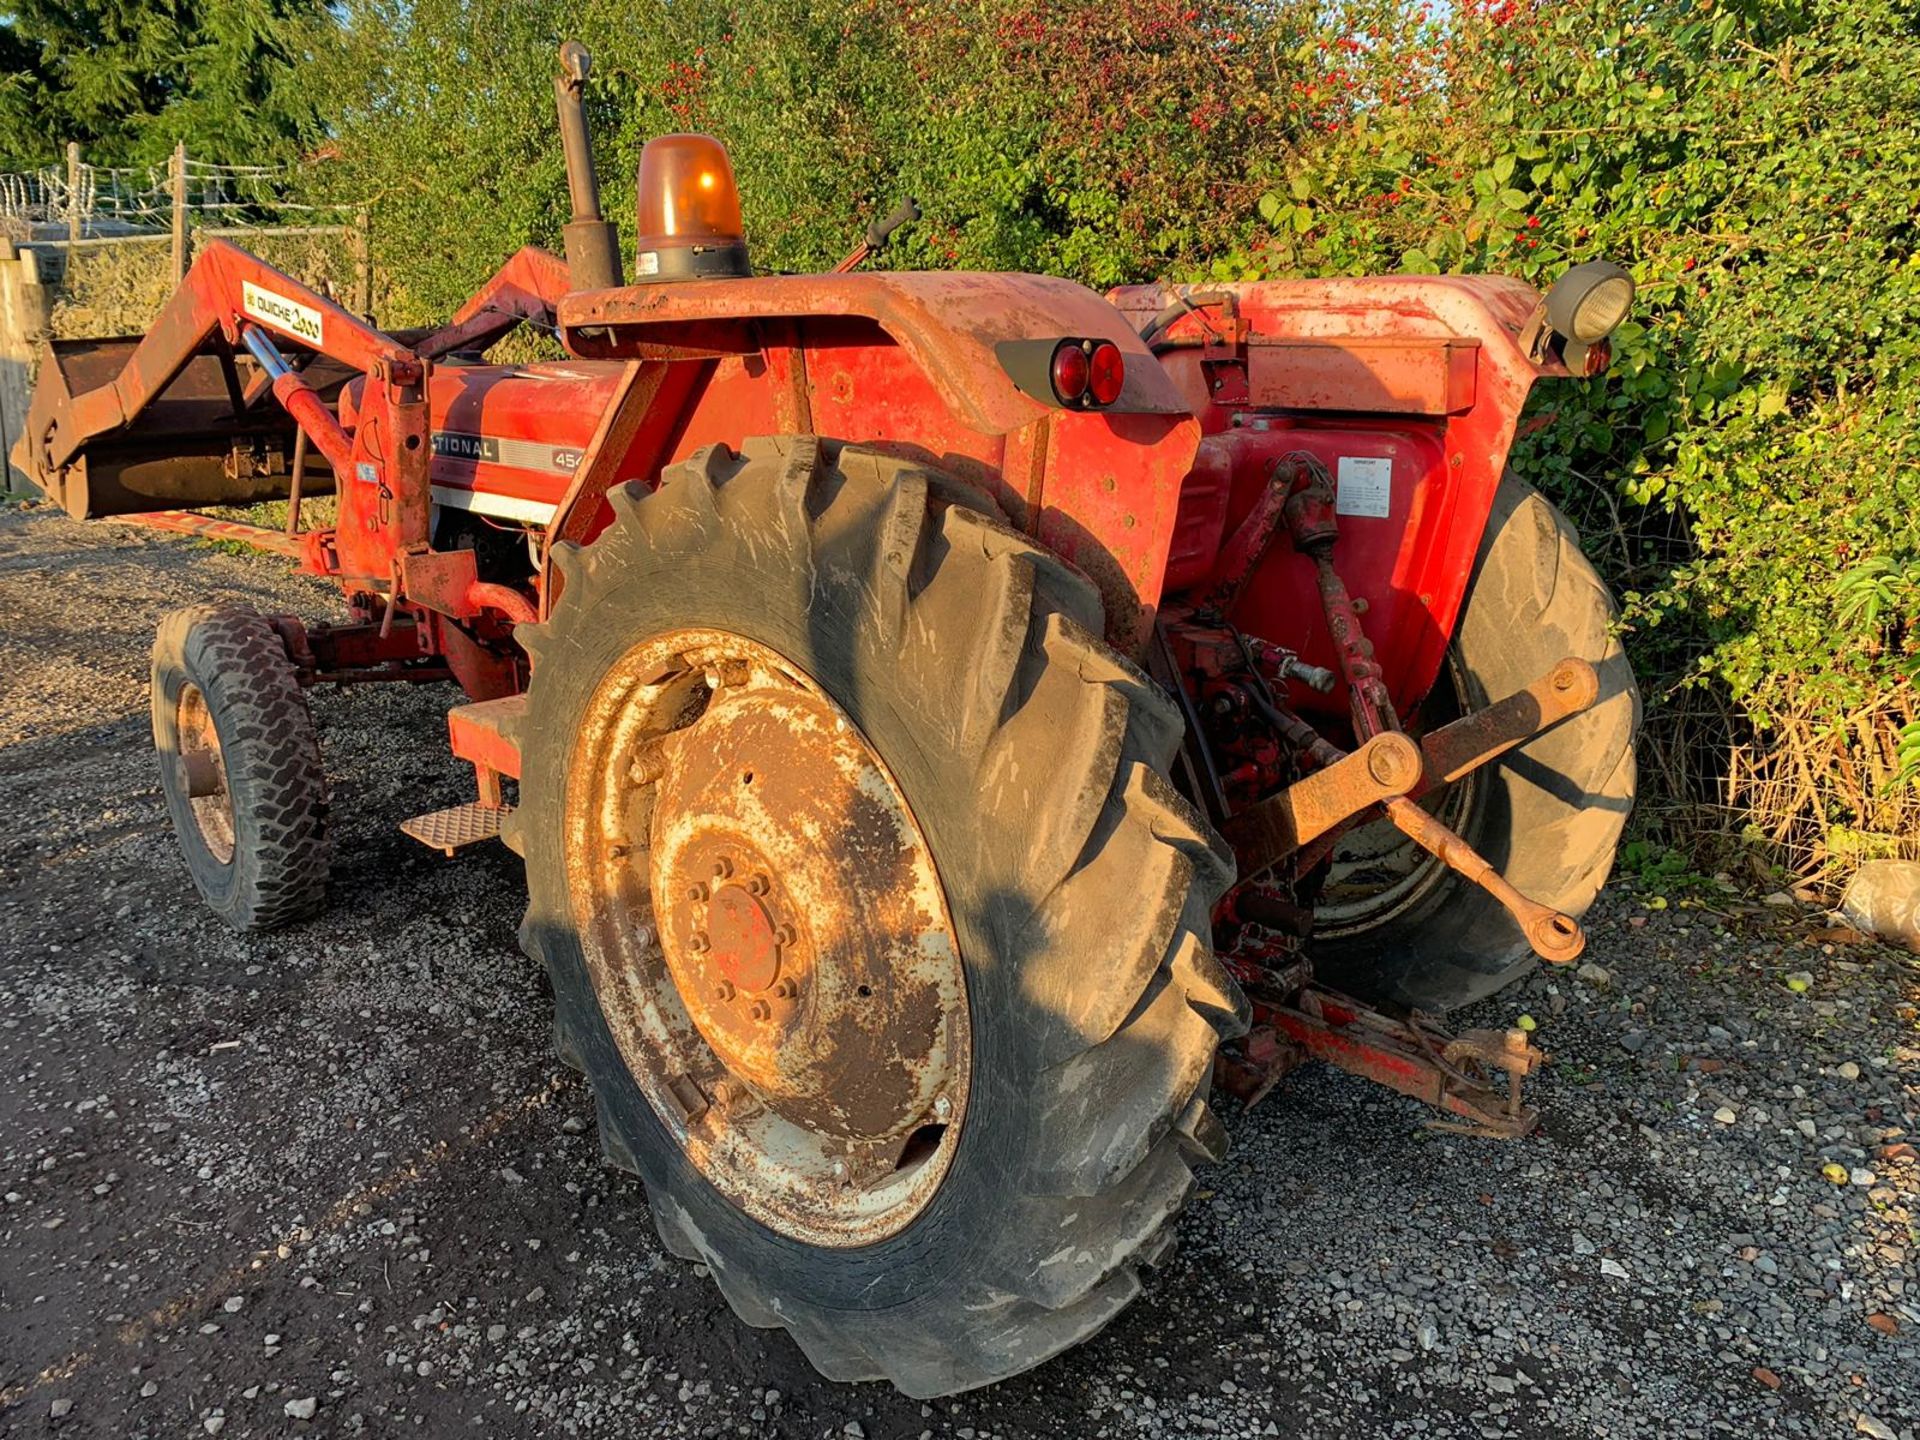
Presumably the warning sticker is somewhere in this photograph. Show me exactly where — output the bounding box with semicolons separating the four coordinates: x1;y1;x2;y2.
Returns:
242;280;325;346
1335;456;1393;519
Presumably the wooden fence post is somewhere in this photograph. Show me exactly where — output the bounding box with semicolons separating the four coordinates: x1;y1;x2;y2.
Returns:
65;142;81;248
170;141;190;283
352;207;372;317
0;239;56;495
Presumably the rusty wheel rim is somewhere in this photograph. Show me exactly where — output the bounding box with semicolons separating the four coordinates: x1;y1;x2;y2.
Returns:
175;682;236;865
566;628;971;1246
1316;654;1478;936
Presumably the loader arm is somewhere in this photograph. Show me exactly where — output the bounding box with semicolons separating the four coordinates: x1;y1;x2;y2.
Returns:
22;239;431;574
40;240;417;474
414;246;573;361
22;241;572;544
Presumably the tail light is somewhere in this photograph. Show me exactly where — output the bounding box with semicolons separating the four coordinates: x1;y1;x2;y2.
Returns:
633;133;752;281
1087;341;1125;405
997;337;1131;410
1050;343;1091;403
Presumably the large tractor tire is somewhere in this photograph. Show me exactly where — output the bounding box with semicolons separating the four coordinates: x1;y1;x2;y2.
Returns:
507;437;1246;1397
1311;475;1639;1012
151;605;330;930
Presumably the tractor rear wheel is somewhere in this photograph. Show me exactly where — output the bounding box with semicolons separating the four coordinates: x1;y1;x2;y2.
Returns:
508;437;1245;1397
151;605;330;930
1310;475;1639;1011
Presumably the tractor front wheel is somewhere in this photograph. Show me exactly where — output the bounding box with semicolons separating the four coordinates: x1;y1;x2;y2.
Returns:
508;438;1246;1396
151;605;330;930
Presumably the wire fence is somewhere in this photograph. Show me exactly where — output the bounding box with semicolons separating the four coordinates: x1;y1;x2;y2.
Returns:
0;148;355;241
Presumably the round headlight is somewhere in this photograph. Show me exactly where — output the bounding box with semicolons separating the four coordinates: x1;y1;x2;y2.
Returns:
1545;261;1635;344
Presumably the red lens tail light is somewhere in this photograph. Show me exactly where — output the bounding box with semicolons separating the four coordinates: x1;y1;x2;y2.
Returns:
998;336;1132;410
1049;342;1090;404
1088;341;1125;405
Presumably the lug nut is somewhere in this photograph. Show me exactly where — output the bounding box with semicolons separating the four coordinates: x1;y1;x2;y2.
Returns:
687;931;710;953
711;856;735;880
772;977;798;1000
746;873;770;896
714;979;736;1002
933;1095;952;1120
773;923;797;946
687;881;708;903
748;999;771;1021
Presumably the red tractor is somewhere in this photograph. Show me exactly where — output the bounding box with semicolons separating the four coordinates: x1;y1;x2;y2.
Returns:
14;44;1637;1397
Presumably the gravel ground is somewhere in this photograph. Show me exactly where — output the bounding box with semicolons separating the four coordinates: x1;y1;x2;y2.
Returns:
0;502;1915;1440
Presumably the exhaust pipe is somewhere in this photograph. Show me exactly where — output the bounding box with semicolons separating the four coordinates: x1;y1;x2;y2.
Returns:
554;41;624;291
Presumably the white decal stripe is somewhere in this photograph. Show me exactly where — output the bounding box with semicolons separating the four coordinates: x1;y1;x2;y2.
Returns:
430;485;558;527
430;431;582;476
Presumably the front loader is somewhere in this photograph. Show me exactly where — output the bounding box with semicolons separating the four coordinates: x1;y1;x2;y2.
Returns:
12;43;1638;1397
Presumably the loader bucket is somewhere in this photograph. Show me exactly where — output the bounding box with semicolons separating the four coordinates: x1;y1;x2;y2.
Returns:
21;336;345;520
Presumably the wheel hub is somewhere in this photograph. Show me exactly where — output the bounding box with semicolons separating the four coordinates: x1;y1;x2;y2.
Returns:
657;835;808;1091
702;878;783;995
650;676;957;1144
175;681;235;864
567;627;971;1246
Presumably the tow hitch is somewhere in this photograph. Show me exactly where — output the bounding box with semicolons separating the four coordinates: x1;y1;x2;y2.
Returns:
1220;984;1547;1140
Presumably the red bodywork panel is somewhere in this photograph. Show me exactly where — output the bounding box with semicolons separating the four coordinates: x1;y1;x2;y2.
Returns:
339;362;628;526
1111;277;1564;721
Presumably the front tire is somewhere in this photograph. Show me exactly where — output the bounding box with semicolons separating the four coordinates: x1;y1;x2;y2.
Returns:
1311;475;1639;1011
151;605;330;930
508;437;1246;1396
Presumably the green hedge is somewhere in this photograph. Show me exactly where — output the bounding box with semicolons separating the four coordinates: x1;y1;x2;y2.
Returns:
308;0;1302;312
1226;0;1919;725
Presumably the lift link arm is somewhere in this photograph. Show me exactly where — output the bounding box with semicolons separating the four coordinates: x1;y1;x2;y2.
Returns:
1267;450;1593;965
1221;729;1422;866
1227;663;1596;964
1220;650;1599;958
1415;657;1599;795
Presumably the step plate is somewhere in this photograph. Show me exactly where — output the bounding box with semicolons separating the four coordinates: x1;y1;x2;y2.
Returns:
400;802;512;856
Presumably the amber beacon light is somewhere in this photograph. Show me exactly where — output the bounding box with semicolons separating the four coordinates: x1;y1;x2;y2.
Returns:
633;134;752;281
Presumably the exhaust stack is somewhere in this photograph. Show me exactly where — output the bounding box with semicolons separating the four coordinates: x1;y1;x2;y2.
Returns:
554;41;624;291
